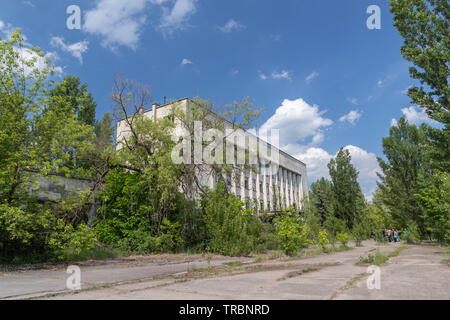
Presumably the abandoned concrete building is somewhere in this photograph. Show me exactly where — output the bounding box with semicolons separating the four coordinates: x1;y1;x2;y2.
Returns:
116;98;308;214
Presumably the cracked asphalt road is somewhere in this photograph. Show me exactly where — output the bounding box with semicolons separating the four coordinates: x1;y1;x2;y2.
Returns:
1;241;448;300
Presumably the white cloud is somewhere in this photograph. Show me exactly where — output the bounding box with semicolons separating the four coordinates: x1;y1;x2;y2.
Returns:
391;118;398;127
22;1;34;7
83;0;152;50
16;47;63;76
159;0;197;36
347;97;358;105
50;36;88;64
1;21;63;76
377;75;396;88
181;58;193;66
401;106;436;125
259;98;333;147
294;145;380;196
231;68;239;76
0;20;17;40
271;70;291;80
305;70;319;84
217;19;245;33
259;72;268;80
339;110;362;125
258;97;379;197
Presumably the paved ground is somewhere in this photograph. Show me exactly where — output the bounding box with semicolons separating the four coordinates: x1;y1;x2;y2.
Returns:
1;241;448;300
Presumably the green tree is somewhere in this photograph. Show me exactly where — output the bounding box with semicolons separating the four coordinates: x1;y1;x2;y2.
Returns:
415;171;450;242
327;148;365;229
390;0;449;171
48;75;97;126
377;117;428;228
310;177;334;223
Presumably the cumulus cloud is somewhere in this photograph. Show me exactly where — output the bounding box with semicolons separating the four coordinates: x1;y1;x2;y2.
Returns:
158;0;197;36
305;70;319;84
401;106;436;125
217;19;245;33
339;110;362;125
50;36;88;64
259;98;333;148
294;145;380;198
258;97;380;199
83;0;150;50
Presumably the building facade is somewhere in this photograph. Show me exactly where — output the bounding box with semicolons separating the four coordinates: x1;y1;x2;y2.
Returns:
116;98;308;214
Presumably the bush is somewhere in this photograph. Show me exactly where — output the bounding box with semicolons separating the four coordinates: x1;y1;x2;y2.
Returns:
336;232;349;247
318;230;329;251
0;204;97;263
405;221;421;244
256;222;281;252
273;210;312;256
202;183;262;256
352;223;368;246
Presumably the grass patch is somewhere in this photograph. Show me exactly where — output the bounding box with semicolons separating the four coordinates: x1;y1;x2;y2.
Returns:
223;261;245;267
329;272;368;300
441;259;450;266
358;250;389;266
277;267;319;281
387;245;408;258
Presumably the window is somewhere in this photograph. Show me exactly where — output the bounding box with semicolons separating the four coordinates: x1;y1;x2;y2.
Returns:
259;182;263;193
245;179;249;190
252;179;256;192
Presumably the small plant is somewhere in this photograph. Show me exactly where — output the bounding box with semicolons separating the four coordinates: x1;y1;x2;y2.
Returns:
358;250;388;266
336;232;349;248
318;230;329;252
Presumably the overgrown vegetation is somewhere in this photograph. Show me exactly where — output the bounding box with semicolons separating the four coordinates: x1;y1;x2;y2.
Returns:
1;0;448;265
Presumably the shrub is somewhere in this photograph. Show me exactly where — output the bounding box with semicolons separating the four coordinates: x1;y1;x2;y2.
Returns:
352;223;368;246
405;221;421;244
318;230;329;251
202;183;262;256
336;232;349;247
273;210;312;256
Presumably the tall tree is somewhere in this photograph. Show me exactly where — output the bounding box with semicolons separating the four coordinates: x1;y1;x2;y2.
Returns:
377;117;429;228
48;75;97;126
310;177;334;223
327;148;365;229
390;0;449;171
0;30;94;203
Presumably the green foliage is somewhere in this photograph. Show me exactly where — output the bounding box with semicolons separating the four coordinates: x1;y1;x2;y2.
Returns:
377;117;428;229
359;250;388;266
202;183;262;256
310;178;334;223
328;148;366;229
390;0;449;171
405;221;421;243
415;171;450;243
352;223;368;246
318;230;329;251
324;216;347;238
48;75;97;126
336;232;349;247
0;203;97;263
273;209;313;256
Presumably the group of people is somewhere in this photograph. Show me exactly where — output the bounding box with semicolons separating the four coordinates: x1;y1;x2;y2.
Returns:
371;228;407;243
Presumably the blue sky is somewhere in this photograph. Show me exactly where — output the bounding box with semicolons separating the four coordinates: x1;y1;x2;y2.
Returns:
0;0;437;200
